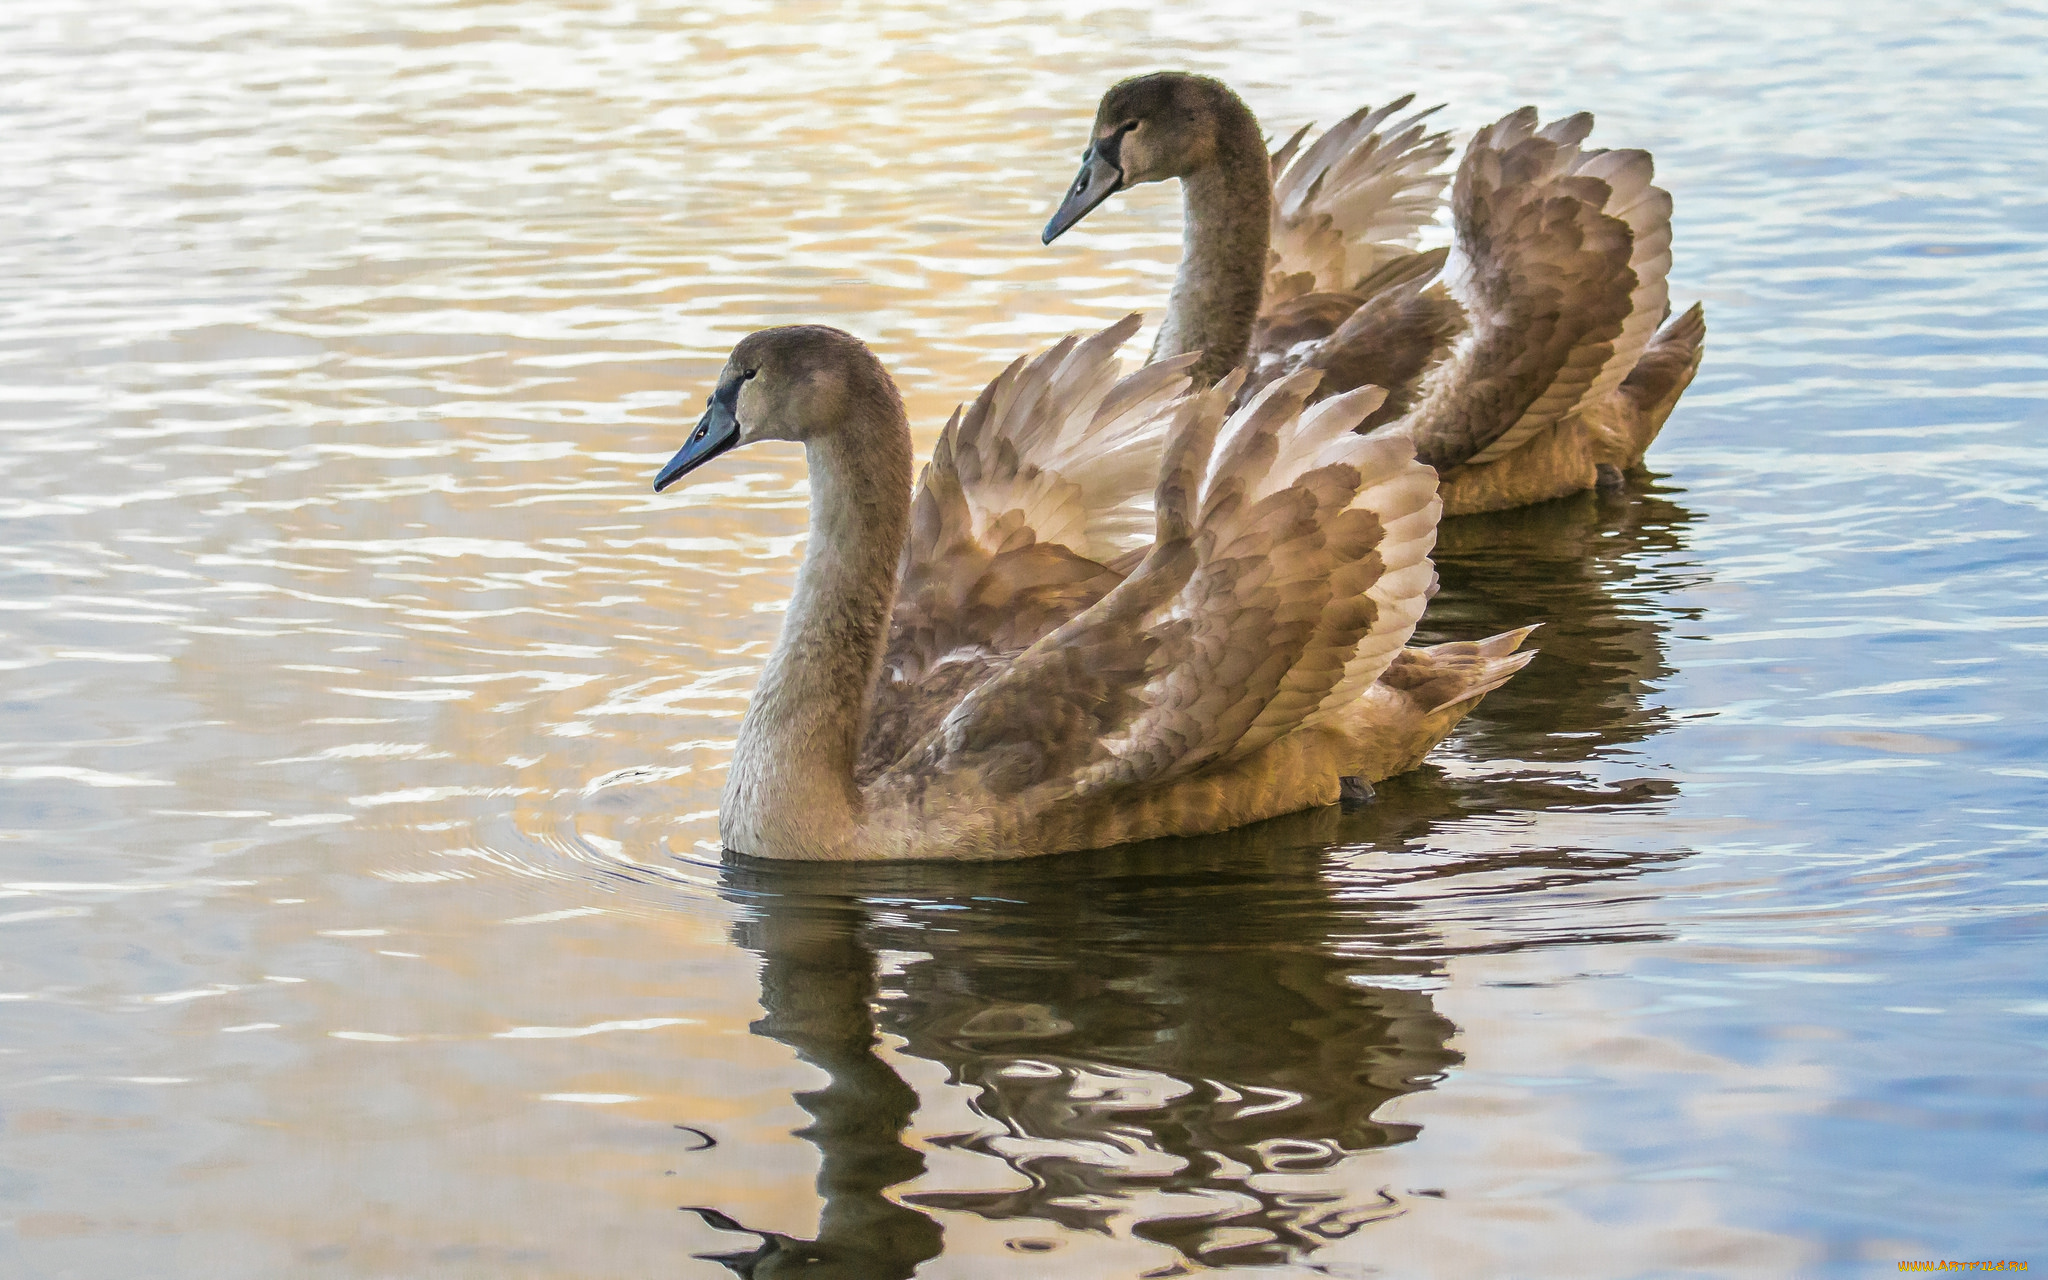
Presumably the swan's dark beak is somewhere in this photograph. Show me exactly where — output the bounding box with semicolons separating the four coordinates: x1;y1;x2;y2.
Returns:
653;397;740;492
1042;144;1123;244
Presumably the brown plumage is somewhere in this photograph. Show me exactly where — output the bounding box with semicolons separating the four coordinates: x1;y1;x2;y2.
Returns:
1044;73;1708;516
1247;247;1464;433
653;318;1534;862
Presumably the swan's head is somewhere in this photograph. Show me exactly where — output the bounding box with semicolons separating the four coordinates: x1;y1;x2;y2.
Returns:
654;326;898;492
1043;71;1254;244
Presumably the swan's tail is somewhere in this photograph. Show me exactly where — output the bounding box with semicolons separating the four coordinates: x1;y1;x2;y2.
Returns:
1615;301;1707;461
1398;625;1541;713
1335;627;1539;781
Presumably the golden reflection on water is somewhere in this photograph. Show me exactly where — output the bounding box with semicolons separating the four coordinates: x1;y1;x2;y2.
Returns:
9;0;2048;1274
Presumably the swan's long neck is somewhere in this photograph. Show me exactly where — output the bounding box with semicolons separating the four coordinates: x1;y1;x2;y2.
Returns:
722;408;911;859
1151;109;1272;388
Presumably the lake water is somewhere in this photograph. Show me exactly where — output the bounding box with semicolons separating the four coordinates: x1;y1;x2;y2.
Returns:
3;0;2044;1275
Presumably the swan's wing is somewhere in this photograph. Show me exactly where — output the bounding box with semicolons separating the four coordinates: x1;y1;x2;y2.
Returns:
1228;390;1442;755
907;313;1196;569
1240;248;1464;427
1562;145;1673;430
876;368;1435;801
1388;108;1660;470
1267;96;1454;301
859;320;1195;780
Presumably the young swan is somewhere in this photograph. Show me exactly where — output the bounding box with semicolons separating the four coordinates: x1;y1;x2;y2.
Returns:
1045;71;1707;516
655;319;1534;862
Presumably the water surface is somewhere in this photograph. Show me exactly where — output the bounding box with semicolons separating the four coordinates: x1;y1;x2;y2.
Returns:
3;0;2045;1275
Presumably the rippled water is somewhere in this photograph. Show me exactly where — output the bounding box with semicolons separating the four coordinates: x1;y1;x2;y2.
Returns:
4;0;2045;1275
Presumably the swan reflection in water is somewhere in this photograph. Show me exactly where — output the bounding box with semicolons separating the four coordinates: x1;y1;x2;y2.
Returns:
697;828;1457;1276
1423;475;1703;764
683;479;1699;1274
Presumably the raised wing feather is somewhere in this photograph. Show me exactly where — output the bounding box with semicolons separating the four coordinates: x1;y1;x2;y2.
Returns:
1301;430;1442;728
1240;247;1463;424
925;313;1192;563
1231;393;1441;753
1563;146;1673;421
1268;96;1454;300
858;319;1196;781
1390;108;1645;470
1257;106;1682;477
877;367;1436;804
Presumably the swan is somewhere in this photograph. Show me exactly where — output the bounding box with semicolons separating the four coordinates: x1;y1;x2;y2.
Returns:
1043;72;1707;516
652;316;1534;861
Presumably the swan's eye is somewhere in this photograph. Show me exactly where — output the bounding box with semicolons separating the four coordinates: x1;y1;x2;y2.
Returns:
742;368;758;380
